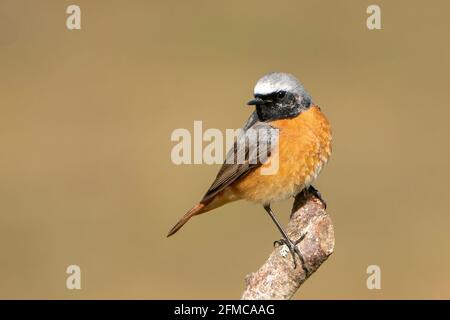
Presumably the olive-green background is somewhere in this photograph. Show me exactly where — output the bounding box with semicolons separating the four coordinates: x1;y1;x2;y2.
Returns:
1;0;449;299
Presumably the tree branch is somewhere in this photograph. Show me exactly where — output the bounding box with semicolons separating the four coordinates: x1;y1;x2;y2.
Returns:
241;191;335;300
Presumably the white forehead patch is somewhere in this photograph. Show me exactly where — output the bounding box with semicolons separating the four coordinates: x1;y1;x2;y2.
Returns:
254;81;293;95
253;72;302;96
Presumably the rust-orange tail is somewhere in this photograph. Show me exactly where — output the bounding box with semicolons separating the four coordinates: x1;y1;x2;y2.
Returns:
167;203;206;237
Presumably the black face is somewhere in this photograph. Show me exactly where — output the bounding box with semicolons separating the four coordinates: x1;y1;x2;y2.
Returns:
247;91;311;122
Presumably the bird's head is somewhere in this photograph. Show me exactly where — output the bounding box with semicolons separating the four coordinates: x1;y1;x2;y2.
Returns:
247;72;312;122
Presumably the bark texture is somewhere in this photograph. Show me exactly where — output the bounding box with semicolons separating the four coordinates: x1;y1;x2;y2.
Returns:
241;191;334;300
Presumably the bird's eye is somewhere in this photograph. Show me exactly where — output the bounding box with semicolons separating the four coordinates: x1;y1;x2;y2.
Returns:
277;91;286;99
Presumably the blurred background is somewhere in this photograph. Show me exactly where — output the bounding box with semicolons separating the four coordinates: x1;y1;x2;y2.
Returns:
0;0;449;299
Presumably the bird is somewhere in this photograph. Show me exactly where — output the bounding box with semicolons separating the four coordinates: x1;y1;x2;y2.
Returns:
167;72;332;271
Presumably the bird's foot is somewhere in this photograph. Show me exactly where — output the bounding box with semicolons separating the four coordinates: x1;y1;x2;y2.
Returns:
305;185;327;209
273;233;309;274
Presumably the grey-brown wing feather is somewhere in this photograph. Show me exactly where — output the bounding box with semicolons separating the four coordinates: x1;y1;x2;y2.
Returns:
201;121;278;203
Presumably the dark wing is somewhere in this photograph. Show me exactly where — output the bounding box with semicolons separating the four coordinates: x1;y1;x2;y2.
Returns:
201;120;279;203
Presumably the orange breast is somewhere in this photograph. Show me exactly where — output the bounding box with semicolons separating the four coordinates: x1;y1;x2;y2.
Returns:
231;105;332;204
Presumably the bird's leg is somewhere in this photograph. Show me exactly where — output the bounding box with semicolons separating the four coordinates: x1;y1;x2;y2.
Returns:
263;205;309;274
306;185;327;209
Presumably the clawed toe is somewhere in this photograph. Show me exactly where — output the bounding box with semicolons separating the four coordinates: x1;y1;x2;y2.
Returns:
294;232;307;245
307;186;327;209
273;234;309;274
273;239;286;247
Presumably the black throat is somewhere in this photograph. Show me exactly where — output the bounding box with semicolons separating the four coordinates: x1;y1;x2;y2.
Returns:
253;92;311;122
256;100;312;122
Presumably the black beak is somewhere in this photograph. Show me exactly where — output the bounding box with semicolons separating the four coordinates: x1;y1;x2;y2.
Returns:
247;97;266;106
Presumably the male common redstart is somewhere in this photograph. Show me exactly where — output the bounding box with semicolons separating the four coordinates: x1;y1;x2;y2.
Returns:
167;72;332;270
